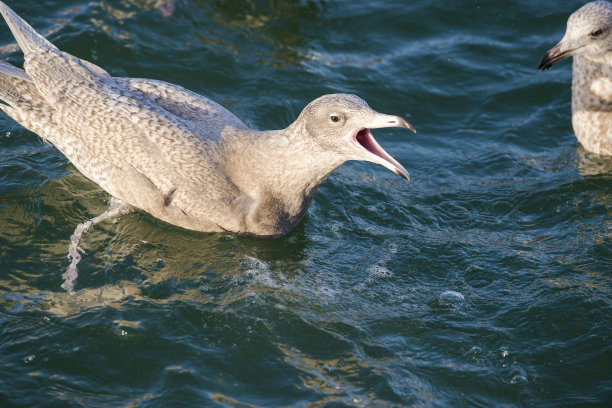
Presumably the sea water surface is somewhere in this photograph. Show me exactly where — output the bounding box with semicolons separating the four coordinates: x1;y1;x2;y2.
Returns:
0;0;610;407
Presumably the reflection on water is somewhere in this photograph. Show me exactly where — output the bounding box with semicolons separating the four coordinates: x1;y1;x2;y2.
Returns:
576;146;612;176
0;0;611;406
1;283;139;317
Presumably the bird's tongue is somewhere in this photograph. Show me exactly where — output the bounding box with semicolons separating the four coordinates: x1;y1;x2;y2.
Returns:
357;128;386;159
356;128;409;180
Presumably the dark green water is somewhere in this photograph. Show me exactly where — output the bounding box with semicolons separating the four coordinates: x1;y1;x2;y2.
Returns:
1;0;611;406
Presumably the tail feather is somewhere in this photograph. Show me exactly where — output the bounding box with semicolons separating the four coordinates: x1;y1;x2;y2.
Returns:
0;60;31;81
0;1;58;56
0;61;32;107
0;2;111;84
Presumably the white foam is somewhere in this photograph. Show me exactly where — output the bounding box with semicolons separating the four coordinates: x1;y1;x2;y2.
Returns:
367;265;393;279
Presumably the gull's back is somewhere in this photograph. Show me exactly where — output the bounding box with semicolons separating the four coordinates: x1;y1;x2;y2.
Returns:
0;1;255;231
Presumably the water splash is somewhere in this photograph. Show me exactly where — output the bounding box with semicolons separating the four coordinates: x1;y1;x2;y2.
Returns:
62;199;132;293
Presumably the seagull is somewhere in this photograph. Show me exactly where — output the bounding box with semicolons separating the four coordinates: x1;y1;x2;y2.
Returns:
0;2;415;290
538;1;612;156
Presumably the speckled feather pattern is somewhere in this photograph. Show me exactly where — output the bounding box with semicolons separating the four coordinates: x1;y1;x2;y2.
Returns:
0;1;412;237
541;1;612;155
572;52;612;155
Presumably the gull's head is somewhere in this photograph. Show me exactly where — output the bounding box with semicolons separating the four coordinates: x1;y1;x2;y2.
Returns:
539;1;612;70
298;93;415;180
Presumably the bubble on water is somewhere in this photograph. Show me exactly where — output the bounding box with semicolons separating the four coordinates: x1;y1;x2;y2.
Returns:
367;265;393;279
466;346;484;362
509;367;528;385
468;346;483;355
438;290;465;306
510;374;528;385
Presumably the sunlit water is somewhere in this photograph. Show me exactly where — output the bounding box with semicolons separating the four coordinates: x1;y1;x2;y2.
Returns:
1;1;610;406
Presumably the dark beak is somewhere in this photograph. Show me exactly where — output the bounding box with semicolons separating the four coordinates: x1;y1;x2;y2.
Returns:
538;42;572;71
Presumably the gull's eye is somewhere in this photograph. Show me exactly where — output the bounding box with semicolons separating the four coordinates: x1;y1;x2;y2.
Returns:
590;28;604;37
330;114;340;123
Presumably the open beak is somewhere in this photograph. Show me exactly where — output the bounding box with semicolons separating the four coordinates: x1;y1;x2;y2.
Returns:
351;113;415;181
538;42;573;71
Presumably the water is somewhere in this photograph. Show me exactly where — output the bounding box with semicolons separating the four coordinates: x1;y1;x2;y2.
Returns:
0;0;610;406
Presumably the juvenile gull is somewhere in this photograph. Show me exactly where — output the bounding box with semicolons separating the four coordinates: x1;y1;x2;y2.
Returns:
0;1;414;287
538;1;612;156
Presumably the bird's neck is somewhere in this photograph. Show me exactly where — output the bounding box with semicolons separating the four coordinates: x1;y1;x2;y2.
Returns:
570;54;612;155
220;124;345;235
571;53;612;112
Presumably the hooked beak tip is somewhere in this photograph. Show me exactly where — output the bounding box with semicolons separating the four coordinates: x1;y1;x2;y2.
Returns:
398;117;416;133
404;120;417;133
397;169;410;181
538;42;572;71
